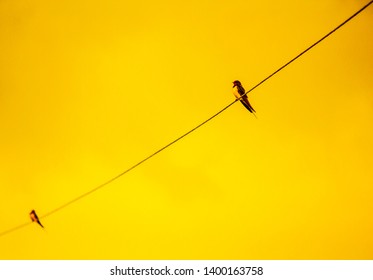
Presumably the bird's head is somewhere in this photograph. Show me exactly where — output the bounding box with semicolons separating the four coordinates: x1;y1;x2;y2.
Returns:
233;80;241;87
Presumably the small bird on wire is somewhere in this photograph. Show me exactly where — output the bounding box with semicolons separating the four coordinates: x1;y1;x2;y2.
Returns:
30;210;44;228
232;80;256;117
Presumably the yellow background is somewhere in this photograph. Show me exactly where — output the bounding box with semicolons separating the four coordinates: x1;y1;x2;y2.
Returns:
0;0;372;259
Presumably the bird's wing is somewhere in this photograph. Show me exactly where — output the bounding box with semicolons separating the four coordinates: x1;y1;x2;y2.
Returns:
240;100;254;113
240;96;256;113
237;86;246;96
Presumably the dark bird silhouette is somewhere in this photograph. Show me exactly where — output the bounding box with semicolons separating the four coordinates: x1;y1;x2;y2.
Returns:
232;80;256;116
30;210;44;228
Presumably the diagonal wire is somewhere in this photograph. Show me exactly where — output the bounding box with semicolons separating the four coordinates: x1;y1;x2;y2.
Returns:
40;101;234;220
240;0;373;99
1;0;372;238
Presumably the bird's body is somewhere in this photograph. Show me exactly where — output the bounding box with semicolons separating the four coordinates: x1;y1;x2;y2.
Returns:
30;210;44;228
232;80;256;115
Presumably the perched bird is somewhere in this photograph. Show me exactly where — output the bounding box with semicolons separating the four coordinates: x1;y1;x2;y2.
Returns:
232;80;256;116
30;210;44;228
